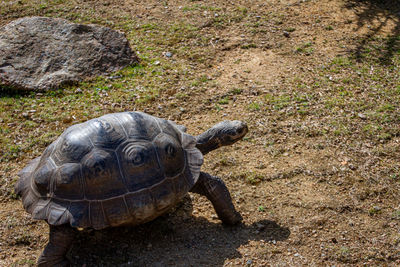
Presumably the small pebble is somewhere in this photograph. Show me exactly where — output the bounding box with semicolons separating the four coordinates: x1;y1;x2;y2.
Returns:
358;113;367;119
107;75;122;80
294;253;300;257
246;259;253;265
283;31;290;37
373;206;381;211
165;52;172;58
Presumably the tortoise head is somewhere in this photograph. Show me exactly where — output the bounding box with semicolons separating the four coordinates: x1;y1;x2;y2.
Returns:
217;120;248;146
195;120;248;155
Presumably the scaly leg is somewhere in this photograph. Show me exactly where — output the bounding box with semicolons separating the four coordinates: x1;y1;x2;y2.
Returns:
37;224;76;267
190;172;242;225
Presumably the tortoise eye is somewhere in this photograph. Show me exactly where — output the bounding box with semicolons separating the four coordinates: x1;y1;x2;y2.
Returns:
165;144;176;157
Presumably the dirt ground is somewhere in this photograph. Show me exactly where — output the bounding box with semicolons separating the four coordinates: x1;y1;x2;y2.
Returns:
1;0;400;266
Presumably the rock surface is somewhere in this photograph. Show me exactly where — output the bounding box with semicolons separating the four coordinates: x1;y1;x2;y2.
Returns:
0;17;138;91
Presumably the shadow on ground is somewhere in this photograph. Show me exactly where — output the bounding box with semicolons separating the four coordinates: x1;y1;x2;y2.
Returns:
344;0;400;64
68;199;290;266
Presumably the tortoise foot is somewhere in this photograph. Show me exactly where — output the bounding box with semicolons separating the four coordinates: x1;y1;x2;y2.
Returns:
222;210;243;225
190;172;242;225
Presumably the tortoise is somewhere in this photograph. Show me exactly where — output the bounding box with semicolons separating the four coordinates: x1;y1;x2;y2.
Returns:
15;111;248;266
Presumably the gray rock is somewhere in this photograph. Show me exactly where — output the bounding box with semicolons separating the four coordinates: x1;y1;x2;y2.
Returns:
0;17;138;91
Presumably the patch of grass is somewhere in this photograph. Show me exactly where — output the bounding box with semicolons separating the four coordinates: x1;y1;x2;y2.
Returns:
214;104;222;112
392;210;400;220
325;25;334;31
12;233;34;246
264;94;292;110
331;56;352;67
229;88;243;95
285;27;296;32
240;171;264;185
295;41;314;55
368;206;382;216
218;97;229;105
1;144;21;162
241;43;257;49
248;101;261;111
182;4;221;12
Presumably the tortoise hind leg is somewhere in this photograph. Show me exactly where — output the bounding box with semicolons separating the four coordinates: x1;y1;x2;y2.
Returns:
38;224;76;267
190;172;242;225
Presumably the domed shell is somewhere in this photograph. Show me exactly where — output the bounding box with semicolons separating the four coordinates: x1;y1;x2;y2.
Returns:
15;112;203;229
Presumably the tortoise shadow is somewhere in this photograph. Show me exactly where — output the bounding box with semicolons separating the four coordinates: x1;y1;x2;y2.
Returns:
69;198;290;266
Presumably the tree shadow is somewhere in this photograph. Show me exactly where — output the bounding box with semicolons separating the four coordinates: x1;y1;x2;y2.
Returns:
68;198;290;266
344;0;400;65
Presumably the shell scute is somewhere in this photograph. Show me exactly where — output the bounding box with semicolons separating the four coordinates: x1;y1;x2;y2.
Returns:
46;199;69;225
124;190;155;224
89;118;126;149
33;160;56;195
116;140;164;192
126;112;160;141
81;149;127;200
52;130;92;165
171;170;192;200
153;133;185;177
156;118;182;141
53;163;83;200
69;201;90;228
89;201;108;230
102;197;131;227
150;178;176;212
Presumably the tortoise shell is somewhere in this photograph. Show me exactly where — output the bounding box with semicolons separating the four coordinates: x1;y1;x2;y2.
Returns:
16;112;203;230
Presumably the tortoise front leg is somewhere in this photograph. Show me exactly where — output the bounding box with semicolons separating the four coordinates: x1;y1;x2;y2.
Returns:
38;224;76;267
190;172;242;225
